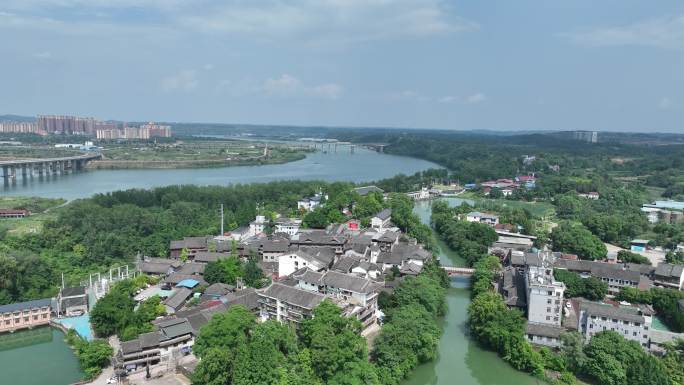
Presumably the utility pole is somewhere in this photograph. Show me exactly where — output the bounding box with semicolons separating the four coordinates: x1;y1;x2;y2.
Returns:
220;204;225;235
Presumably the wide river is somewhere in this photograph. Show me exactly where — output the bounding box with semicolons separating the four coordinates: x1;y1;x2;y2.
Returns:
1;147;439;200
0;149;537;385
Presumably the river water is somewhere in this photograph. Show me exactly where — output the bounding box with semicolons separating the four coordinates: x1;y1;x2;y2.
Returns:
1;147;439;200
0;328;83;385
405;199;538;385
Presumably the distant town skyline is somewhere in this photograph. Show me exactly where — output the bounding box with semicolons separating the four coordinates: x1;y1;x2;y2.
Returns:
1;0;683;132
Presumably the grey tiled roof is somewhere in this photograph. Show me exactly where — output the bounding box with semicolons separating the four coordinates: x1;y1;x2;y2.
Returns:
580;301;646;323
194;252;231;263
525;323;563;338
139;331;161;348
292;268;325;285
0;298;51;314
259;283;325;309
140;262;175;275
158;318;193;340
164;288;193;310
204;283;235;297
320;270;377;294
377;244;431;265
590;264;641;282
332;255;362;273
120;339;141;354
655;263;684;278
374;208;392;221
60;286;86;297
176;263;206;275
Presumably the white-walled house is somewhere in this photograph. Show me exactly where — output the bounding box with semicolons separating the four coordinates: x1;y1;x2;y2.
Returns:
277;250;329;277
371;208;392;229
274;218;302;236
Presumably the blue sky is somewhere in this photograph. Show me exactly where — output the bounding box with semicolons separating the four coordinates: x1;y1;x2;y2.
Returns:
1;0;683;132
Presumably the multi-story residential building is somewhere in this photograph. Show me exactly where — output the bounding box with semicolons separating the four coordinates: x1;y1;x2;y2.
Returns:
0;299;52;333
653;263;684;290
525;261;565;327
38;115;96;134
140;122;172;138
274;218;302;236
257;283;326;324
577;300;652;348
277;249;333;277
115;318;194;372
0;121;42;135
248;215;268;237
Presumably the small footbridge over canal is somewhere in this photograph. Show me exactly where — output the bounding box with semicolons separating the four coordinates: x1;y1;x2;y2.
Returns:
442;266;475;276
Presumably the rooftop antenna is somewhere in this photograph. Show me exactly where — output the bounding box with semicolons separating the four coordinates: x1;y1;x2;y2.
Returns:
220;204;225;235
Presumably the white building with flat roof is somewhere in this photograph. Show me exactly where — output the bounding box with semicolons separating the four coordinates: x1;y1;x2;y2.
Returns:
525;259;565;327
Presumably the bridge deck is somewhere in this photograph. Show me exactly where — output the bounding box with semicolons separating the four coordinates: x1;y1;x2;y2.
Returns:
0;154;100;166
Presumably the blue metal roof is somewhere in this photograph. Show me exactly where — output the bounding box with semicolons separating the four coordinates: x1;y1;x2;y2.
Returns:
176;279;200;289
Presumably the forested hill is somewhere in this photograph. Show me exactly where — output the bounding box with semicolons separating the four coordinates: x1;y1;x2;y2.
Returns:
330;130;684;192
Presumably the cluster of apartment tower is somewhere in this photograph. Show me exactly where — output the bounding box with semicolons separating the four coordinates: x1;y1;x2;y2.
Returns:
0;115;171;138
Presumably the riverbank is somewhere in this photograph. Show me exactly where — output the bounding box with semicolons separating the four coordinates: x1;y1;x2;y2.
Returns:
86;152;306;169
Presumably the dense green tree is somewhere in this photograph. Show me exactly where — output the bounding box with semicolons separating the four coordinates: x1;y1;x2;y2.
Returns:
550;222;607;260
553;269;607;300
192;348;232;385
193;305;256;358
299;301;370;382
617;250;650;265
392;275;447;316
204;257;244;285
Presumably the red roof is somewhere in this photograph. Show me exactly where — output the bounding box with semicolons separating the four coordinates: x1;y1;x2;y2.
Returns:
0;208;29;215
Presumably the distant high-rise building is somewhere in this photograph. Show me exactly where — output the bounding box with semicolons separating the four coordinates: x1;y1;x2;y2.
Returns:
0;121;43;135
37;115;96;135
140;122;172;138
572;130;598;143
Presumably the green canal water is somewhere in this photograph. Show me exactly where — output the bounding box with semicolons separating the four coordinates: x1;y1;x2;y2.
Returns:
403;200;538;385
0;327;83;385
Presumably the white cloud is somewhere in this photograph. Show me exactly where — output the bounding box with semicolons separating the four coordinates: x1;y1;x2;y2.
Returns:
1;1;477;45
562;15;684;50
438;95;457;103
262;74;343;99
388;90;431;102
180;1;477;43
202;64;214;71
465;93;486;104
310;83;343;99
658;97;673;110
162;70;198;91
33;51;52;59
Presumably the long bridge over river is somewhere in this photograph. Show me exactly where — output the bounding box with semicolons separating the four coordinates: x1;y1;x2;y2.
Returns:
0;153;101;181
